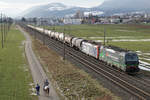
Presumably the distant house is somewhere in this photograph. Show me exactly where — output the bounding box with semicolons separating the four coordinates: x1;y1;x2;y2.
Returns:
144;14;150;18
100;18;110;24
122;18;132;23
110;18;120;24
36;18;50;26
63;18;82;25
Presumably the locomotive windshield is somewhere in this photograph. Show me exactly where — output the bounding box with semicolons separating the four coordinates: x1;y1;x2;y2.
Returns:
125;53;138;61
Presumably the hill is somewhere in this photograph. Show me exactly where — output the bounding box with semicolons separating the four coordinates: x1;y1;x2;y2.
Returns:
22;0;150;17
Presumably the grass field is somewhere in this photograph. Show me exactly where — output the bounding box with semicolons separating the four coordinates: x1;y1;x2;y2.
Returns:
0;25;36;100
108;41;150;52
44;24;150;52
46;24;150;38
44;24;150;50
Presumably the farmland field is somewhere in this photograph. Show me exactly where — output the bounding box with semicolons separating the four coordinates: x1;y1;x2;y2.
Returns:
44;24;150;52
108;41;150;52
45;24;150;38
43;24;150;51
0;25;36;100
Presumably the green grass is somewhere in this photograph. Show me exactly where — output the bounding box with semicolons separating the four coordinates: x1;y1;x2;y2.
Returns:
44;24;150;52
45;24;150;38
0;25;36;100
107;41;150;52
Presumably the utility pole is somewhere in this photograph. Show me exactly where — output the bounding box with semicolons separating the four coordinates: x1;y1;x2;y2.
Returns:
34;23;36;39
54;16;56;32
4;15;6;42
43;20;45;45
7;17;9;34
104;27;106;46
63;27;65;60
6;16;7;36
1;13;4;48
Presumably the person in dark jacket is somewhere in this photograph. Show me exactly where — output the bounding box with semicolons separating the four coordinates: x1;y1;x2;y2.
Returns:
45;79;49;86
44;79;49;87
36;84;40;95
43;79;49;90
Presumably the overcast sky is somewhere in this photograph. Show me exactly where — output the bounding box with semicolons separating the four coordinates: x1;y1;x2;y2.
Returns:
0;0;105;17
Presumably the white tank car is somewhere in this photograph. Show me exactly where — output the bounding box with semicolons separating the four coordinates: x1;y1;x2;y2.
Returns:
27;25;35;29
75;38;85;50
36;27;43;33
47;30;51;37
71;37;79;47
51;32;55;38
58;33;64;41
44;29;49;35
54;32;60;40
65;35;73;45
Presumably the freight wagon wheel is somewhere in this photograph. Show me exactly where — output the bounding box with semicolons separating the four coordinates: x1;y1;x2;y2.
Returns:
112;65;115;68
110;64;113;67
119;68;122;71
107;63;110;66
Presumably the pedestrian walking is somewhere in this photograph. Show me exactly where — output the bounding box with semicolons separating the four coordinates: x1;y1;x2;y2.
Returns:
36;83;40;95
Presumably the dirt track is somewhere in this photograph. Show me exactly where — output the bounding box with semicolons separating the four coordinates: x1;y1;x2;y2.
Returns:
17;25;60;100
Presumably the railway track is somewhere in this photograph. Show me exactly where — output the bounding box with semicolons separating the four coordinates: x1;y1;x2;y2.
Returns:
140;63;150;70
47;35;150;90
47;36;150;100
20;24;150;100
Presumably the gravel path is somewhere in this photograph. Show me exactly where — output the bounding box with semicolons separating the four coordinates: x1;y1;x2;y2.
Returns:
17;25;60;100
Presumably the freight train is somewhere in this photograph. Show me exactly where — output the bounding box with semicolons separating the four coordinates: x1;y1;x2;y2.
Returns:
27;25;140;74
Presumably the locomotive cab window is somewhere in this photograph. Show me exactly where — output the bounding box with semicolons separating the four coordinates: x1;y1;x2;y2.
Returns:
125;53;138;61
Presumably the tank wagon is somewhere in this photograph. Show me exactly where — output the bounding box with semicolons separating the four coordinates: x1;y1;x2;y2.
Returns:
75;38;85;50
58;33;64;41
44;30;49;35
54;32;59;40
50;32;55;39
65;35;74;46
35;27;44;33
71;38;79;48
47;31;51;36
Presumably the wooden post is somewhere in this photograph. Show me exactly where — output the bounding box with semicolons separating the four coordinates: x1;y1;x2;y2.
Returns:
104;27;106;46
1;13;4;48
63;28;65;60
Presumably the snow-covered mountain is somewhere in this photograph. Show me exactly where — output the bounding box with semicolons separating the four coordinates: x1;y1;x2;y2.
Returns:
47;3;72;11
22;3;103;18
21;0;150;18
95;0;150;15
22;3;84;17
